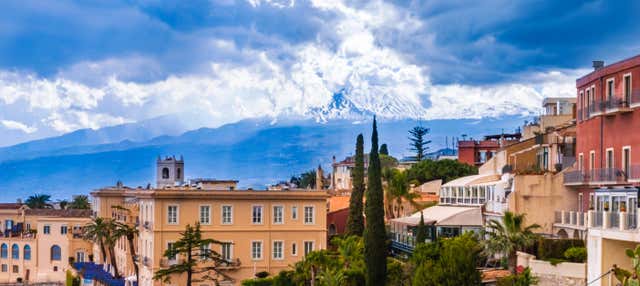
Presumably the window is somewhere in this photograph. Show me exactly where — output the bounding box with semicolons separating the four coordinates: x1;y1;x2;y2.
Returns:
0;244;6;258
292;243;297;256
176;168;182;179
11;244;18;259
76;251;85;263
273;241;283;260
304;206;315;224
51;245;61;261
61;225;68;235
23;245;31;261
578;153;584;171
167;205;178;224
578;193;584;213
221;243;232;261
199;205;211;224
162;167;170;179
589;151;595;171
53;266;58;272
303;241;314;256
625;74;632;103
623;147;631;176
251;241;262;260
292;206;298;220
222;205;233;224
607;78;614;101
252;206;263;224
167;242;176;260
12;265;17;273
44;225;50;234
199;244;210;259
1;264;6;272
273;206;283;224
606;148;614;169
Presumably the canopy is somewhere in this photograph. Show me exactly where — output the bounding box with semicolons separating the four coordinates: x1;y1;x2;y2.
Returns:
390;205;483;227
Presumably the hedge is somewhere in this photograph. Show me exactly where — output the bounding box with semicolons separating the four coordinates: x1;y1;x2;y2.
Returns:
536;238;585;261
241;277;274;286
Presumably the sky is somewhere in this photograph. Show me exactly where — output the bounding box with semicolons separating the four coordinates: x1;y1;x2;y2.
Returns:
1;0;640;146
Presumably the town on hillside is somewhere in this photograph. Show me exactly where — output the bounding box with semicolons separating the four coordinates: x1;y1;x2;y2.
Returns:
2;57;640;286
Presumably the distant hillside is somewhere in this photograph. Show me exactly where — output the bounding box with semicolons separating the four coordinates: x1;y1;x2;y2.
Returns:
0;117;524;201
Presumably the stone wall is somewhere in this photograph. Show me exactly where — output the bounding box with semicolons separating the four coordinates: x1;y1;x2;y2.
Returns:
517;251;586;286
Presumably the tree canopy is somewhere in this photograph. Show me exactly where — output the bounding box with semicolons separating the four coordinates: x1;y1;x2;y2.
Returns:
346;134;365;236
405;159;477;185
25;194;53;209
408;126;431;161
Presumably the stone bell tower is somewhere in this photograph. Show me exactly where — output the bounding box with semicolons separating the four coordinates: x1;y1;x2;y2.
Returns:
156;155;185;188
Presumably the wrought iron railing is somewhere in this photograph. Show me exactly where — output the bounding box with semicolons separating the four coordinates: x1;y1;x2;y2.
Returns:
564;170;588;185
590;168;626;183
554;211;562;223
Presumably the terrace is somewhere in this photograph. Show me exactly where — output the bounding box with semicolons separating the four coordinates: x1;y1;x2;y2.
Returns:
564;168;628;186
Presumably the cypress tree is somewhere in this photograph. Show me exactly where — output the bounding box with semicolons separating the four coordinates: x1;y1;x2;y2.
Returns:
415;211;427;245
346;134;365;236
364;116;387;285
379;144;389;155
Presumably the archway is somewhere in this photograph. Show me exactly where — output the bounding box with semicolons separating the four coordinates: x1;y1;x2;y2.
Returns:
557;229;568;239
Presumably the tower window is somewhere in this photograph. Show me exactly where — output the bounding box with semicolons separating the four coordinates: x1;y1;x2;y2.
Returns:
162;167;170;179
176;168;182;179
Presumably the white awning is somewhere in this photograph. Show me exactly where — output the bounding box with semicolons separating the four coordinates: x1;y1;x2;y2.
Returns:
390;205;483;227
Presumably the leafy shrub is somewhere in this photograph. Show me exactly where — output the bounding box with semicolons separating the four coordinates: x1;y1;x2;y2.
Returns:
241;277;274;286
548;258;566;266
255;271;270;278
497;267;539;286
564;247;587;263
536;238;584;261
273;270;295;286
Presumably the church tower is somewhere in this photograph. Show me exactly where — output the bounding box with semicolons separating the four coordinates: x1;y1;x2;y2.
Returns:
316;165;324;191
156;155;185;188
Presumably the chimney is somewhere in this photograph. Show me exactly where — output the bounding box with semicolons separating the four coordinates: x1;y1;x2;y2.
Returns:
592;60;604;70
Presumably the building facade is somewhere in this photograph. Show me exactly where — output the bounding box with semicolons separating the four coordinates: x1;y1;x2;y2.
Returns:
458;133;521;167
92;157;328;286
0;204;92;283
331;155;369;192
558;55;640;286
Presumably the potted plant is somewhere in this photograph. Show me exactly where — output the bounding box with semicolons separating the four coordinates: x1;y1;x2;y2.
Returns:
604;201;610;211
621;202;627;212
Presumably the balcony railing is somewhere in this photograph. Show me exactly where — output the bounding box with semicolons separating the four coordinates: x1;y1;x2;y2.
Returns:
610;212;620;228
594;211;603;227
628;213;638;229
629;165;640;181
602;96;632;115
554;211;562;224
564;170;588;185
631;90;640;106
590;168;626;183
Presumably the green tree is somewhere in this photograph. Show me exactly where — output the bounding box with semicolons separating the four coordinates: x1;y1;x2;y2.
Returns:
69;195;91;209
25;194;53;209
298;170;317;189
318;268;345;286
379;144;389;155
83;217;112;268
411;232;482;286
113;220;140;283
408;126;431;161
386;170;421;219
406;159;478;185
415;211;427;245
154;223;236;286
59;200;69;210
484;211;540;273
364;117;387;286
379;154;399;170
333;236;364;270
346;134;366;236
102;219;122;279
497;267;539;286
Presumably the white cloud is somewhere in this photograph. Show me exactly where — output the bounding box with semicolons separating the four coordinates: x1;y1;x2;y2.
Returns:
0;120;37;134
0;0;583;146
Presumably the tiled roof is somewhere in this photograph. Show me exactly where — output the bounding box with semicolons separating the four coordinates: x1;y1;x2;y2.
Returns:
0;203;23;210
25;209;92;218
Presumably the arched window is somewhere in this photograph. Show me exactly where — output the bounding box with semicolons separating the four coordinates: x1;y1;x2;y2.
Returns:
11;244;18;259
162;167;170;179
51;245;61;261
24;245;31;261
176;168;182;179
0;244;7;258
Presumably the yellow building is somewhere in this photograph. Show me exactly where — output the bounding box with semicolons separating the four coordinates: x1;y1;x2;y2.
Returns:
0;204;92;283
92;157;328;286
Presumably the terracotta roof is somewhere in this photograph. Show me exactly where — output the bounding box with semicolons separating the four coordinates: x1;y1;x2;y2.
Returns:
481;269;511;282
0;203;23;210
25;209;92;218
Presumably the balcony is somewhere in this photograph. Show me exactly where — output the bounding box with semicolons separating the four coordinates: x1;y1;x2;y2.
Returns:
602;96;632;116
587;210;639;231
563;170;588;186
628;165;640;182
630;90;640;108
588;102;602;117
553;211;587;230
589;168;626;185
160;258;185;267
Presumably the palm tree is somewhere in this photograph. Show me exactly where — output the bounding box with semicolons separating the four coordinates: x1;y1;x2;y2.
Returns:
384;169;422;218
484;211;540;273
83;217;111;265
114;221;139;283
69;195;91;209
318;268;345;286
103;220;122;279
25;194;52;209
333;236;364;269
